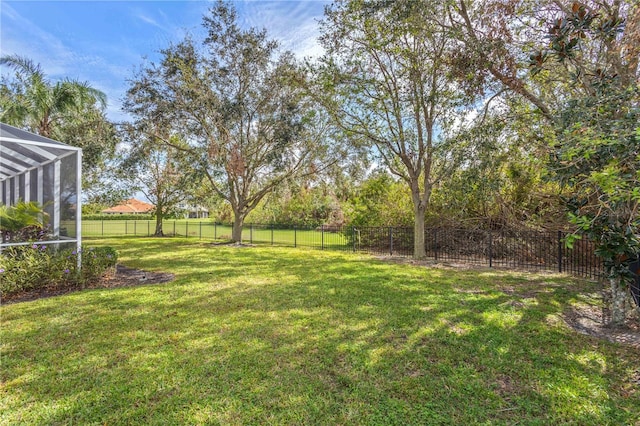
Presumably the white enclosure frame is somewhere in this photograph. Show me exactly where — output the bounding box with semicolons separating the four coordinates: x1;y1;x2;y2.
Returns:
0;123;82;265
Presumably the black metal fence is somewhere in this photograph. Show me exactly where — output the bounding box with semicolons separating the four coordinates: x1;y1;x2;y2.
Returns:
348;226;603;280
80;220;605;280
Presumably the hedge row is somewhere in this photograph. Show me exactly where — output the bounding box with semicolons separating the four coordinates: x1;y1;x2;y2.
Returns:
0;245;118;298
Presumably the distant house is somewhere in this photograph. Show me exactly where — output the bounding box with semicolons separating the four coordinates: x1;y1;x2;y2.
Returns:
102;198;155;215
177;203;209;219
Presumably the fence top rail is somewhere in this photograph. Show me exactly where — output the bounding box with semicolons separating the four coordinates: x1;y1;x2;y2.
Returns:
82;220;568;235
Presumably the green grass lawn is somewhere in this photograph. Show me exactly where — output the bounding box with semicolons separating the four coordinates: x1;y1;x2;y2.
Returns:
1;237;638;425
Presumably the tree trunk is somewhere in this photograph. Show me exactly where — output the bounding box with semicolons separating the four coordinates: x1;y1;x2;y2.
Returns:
154;210;163;237
413;199;427;259
609;275;628;325
232;213;244;243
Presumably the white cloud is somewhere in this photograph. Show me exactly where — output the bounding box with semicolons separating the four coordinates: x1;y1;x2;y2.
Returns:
136;13;165;30
0;2;145;122
235;0;327;59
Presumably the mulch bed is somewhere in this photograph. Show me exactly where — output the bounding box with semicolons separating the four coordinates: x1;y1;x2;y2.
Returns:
1;264;175;305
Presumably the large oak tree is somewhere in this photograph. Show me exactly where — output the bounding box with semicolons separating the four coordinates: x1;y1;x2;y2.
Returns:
124;1;326;242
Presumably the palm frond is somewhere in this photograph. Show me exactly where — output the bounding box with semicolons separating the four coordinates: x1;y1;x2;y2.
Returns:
0;54;44;80
62;78;108;110
0;201;46;232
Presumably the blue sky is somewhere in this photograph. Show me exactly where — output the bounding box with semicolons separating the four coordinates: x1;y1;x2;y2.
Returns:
0;1;328;122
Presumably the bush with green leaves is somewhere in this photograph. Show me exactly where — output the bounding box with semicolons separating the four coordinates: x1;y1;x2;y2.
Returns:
0;245;117;297
0;200;48;243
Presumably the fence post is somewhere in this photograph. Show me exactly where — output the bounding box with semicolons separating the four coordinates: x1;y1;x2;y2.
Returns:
352;227;356;252
389;227;393;255
434;228;438;261
214;223;217;240
322;225;325;250
186;221;189;238
294;225;297;247
199;222;202;239
558;230;563;273
488;230;493;268
173;221;176;236
271;224;274;245
250;224;253;244
134;220;137;236
125;220;128;235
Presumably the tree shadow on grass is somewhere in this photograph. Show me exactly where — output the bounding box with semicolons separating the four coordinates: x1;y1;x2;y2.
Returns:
2;245;639;424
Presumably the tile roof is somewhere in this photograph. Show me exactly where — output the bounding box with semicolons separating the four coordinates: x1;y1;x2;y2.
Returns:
102;198;155;214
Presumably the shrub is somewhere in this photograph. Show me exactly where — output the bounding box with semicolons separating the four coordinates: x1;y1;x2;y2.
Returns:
0;245;118;298
0;201;49;243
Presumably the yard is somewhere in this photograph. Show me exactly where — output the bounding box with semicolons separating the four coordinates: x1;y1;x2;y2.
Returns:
79;220;352;250
1;237;638;424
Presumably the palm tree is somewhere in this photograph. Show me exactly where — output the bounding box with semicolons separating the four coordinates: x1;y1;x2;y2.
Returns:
0;54;106;138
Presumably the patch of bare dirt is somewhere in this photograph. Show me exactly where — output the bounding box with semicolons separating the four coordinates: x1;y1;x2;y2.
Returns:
2;264;174;305
102;264;175;287
562;300;640;349
209;241;256;247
